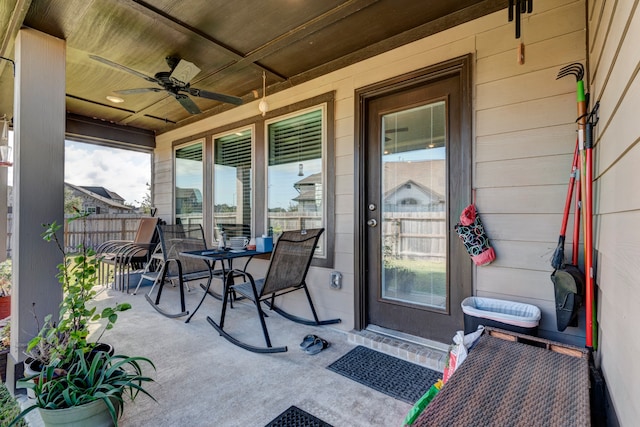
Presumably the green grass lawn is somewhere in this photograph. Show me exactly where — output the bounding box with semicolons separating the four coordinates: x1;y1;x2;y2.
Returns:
384;258;447;300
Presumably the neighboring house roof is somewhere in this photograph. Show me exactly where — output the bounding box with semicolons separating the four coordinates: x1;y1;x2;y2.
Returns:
384;179;445;204
292;173;321;202
80;186;126;203
294;173;322;187
384;160;446;196
175;187;203;203
65;182;133;211
292;189;318;202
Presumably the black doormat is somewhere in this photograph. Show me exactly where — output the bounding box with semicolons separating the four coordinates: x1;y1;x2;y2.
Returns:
327;346;441;404
265;405;333;427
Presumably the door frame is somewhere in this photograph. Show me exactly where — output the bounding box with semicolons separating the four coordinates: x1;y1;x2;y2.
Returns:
354;54;473;332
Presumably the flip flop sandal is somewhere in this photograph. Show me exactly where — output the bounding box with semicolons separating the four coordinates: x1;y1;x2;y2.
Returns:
304;337;329;355
299;334;319;350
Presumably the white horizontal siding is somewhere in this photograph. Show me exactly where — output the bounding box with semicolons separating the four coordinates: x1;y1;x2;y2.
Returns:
588;0;640;424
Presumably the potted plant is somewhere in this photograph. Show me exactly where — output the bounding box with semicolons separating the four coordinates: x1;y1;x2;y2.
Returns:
10;212;155;426
14;350;154;427
0;259;11;319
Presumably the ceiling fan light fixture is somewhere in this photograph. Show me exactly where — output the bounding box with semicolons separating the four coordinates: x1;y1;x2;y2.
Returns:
169;59;200;86
106;95;124;103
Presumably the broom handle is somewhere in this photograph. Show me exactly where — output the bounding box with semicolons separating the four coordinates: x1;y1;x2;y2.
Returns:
572;170;581;266
560;140;580;237
585;122;597;350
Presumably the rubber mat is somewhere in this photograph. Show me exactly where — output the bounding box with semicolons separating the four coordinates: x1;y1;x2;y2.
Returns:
264;405;333;427
327;346;441;404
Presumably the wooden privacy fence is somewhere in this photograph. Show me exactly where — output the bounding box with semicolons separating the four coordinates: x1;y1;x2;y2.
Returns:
383;211;446;260
8;212;445;259
63;214;152;251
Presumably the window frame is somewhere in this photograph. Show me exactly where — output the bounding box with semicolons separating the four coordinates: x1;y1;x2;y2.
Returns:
173;138;205;227
264;104;328;262
170;91;335;268
211;125;256;241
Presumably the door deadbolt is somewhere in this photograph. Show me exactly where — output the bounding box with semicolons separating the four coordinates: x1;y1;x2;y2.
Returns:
368;204;377;211
367;219;377;227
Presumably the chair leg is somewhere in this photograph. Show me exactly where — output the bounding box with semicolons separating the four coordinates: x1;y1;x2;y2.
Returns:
254;298;272;349
264;285;342;326
145;261;189;318
205;271;287;353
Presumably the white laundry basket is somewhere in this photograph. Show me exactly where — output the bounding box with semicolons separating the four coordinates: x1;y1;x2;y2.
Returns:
461;297;541;336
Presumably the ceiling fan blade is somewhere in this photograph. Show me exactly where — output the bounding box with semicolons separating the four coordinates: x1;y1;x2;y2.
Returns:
174;94;201;114
89;55;158;84
114;88;164;95
188;87;243;105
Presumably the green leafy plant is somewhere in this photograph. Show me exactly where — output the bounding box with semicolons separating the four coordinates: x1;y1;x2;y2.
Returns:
26;212;131;367
0;259;10;297
1;382;28;427
11;212;155;426
0;321;9;351
11;349;155;427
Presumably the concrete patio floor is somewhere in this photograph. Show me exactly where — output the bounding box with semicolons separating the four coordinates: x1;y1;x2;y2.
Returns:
18;281;447;427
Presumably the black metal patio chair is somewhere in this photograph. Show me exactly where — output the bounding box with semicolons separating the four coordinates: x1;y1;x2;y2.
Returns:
143;223;217;318
207;228;341;353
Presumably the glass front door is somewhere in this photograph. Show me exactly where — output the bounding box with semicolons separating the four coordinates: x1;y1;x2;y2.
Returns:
363;65;472;343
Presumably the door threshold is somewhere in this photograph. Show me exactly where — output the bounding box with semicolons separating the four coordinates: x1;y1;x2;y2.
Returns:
366;325;449;352
347;326;449;373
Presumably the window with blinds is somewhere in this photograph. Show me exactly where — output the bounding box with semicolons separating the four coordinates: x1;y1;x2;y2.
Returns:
267;107;324;255
175;141;204;225
214;129;252;238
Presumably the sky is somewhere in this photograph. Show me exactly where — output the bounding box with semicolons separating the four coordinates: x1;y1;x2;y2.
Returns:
65;141;151;206
7;133;151;206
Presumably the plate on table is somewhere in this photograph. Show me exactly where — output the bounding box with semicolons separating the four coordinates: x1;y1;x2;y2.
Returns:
229;249;246;253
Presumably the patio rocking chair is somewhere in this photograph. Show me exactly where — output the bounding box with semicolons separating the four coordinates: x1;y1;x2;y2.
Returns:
143;223;218;318
207;228;341;353
96;217;159;292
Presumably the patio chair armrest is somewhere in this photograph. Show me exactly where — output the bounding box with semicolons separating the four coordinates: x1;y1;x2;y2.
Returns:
229;269;263;301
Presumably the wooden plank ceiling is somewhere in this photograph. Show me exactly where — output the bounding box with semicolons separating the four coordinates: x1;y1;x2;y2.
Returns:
0;0;504;136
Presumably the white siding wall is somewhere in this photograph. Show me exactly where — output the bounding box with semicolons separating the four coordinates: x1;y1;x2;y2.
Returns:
153;1;586;339
588;0;640;425
475;0;587;346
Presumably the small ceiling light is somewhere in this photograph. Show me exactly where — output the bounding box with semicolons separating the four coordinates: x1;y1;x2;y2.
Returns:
106;95;124;103
258;71;269;117
298;163;304;177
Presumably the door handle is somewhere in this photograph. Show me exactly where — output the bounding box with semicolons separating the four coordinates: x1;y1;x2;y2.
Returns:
367;219;377;227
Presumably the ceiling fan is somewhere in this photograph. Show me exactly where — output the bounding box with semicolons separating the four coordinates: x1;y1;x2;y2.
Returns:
89;55;243;114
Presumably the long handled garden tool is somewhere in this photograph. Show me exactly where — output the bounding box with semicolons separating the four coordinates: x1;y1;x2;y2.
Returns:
583;102;599;350
555;63;591;338
550;138;584;331
551;139;580;270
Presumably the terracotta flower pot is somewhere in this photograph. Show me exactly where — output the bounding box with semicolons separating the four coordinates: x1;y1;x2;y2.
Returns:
0;296;10;320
